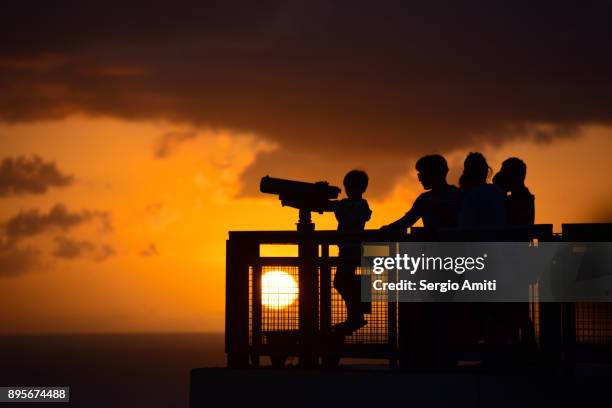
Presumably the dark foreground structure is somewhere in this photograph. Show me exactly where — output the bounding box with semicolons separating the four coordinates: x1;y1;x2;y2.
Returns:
191;223;612;407
191;366;611;408
224;223;612;369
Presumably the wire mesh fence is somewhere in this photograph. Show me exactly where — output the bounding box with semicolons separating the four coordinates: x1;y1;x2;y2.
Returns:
575;302;612;344
232;226;612;367
330;267;390;345
247;263;612;360
248;262;395;355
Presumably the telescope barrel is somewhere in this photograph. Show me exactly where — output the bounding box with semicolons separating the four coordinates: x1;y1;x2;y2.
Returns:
260;176;341;228
260;176;340;199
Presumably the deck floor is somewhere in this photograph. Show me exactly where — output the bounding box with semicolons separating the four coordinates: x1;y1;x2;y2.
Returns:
191;365;611;408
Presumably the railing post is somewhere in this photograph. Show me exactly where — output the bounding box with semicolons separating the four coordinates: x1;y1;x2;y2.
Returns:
320;244;331;334
225;237;257;368
388;242;398;367
251;264;263;367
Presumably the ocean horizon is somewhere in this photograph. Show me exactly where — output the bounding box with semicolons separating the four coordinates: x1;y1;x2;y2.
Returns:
0;332;226;407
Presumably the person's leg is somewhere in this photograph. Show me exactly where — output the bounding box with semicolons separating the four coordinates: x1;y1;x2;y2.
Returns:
360;273;372;315
333;262;366;332
346;271;364;324
333;263;352;321
333;264;350;303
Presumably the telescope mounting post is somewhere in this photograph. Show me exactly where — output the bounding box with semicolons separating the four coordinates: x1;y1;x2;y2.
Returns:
296;207;317;368
297;208;315;232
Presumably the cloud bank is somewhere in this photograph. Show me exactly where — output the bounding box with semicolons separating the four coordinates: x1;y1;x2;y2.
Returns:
4;204;112;242
0;204;114;276
0;155;73;197
1;1;611;194
0;242;41;277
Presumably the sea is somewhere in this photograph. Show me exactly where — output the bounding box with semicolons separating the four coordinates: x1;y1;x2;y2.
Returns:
0;332;225;407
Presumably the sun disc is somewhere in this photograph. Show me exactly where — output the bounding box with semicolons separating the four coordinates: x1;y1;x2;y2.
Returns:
261;270;298;309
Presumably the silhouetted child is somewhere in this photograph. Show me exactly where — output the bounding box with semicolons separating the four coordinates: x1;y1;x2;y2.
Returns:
493;157;535;225
332;169;371;333
458;152;507;226
382;154;461;230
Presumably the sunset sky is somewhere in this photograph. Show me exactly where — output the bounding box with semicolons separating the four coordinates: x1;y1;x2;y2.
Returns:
1;1;611;333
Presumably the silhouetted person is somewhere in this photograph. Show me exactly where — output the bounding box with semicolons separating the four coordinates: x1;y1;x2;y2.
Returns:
493;157;538;353
493;157;535;225
382;155;461;371
382;154;461;230
460;154;535;355
331;169;371;333
458;152;506;227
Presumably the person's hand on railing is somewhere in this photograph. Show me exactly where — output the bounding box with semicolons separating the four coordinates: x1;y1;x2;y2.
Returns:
380;222;405;232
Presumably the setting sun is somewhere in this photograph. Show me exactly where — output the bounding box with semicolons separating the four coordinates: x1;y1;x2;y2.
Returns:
261;270;299;309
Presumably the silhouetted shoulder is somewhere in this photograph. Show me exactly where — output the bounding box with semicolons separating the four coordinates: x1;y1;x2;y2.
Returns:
415;184;462;228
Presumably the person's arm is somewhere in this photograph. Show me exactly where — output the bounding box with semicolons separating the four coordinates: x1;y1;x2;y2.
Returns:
320;199;339;213
381;195;423;231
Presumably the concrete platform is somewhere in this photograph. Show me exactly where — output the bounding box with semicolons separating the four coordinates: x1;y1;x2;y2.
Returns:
190;365;611;407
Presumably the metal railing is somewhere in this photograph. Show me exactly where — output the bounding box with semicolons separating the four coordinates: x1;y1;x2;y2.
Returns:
225;223;612;369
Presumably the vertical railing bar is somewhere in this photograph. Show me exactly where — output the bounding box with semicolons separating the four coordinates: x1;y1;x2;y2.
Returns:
320;244;331;333
225;237;251;368
388;241;398;366
251;263;262;367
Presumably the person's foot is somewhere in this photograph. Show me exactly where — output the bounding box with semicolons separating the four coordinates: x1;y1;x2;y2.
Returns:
330;321;351;333
331;318;367;335
346;317;368;331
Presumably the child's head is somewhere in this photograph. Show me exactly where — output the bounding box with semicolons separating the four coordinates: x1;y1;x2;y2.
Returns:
415;154;448;189
343;169;368;199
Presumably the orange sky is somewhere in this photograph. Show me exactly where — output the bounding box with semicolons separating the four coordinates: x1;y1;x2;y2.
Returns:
0;117;611;333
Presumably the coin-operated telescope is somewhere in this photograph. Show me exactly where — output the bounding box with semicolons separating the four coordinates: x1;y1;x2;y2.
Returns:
260;176;341;231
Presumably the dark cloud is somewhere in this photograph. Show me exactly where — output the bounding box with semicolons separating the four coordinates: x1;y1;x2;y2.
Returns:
1;1;611;194
242;148;411;197
52;237;115;262
52;236;95;259
0;241;41;277
155;131;198;159
140;243;159;257
0;155;73;197
3;204;112;241
0;205;114;276
0;235;114;277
